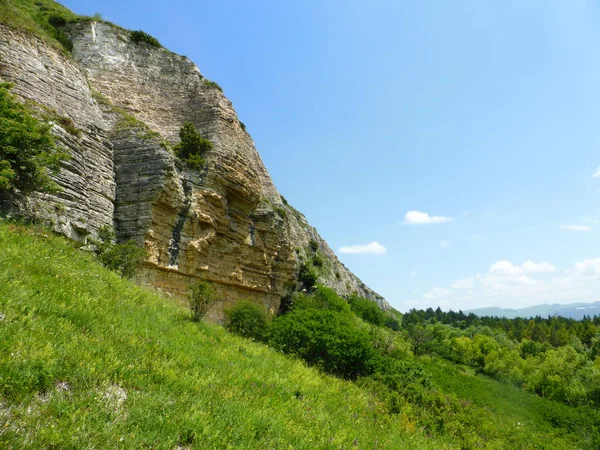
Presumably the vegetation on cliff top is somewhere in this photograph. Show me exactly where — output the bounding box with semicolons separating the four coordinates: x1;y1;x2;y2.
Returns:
0;0;86;53
0;0;161;55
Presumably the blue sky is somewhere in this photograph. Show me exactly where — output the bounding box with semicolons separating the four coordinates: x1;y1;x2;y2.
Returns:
62;0;600;312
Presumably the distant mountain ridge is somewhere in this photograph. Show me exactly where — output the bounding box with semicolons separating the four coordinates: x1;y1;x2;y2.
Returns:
466;301;600;320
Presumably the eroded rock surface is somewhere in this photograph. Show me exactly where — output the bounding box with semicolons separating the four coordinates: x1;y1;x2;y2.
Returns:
0;20;389;313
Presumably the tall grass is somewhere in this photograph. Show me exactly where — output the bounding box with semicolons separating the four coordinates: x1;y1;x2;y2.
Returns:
0;222;442;449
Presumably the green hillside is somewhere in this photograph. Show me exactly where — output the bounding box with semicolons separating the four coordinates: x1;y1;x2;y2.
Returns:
2;222;599;449
0;221;444;449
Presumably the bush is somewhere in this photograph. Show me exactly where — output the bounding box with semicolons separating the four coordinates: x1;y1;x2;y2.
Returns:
274;206;287;219
173;122;213;171
312;253;324;267
348;294;386;326
189;280;218;322
224;301;269;341
298;262;318;289
204;80;223;92
47;13;73;53
130;30;161;48
308;239;319;252
269;308;376;379
0;83;68;194
94;226;146;279
292;286;350;313
385;315;401;331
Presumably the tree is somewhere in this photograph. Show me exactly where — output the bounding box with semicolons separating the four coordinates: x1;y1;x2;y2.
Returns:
173;122;213;170
0;82;67;194
189;280;218;322
406;324;433;356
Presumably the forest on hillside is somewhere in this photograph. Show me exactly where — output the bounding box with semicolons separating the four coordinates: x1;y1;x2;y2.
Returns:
402;307;600;407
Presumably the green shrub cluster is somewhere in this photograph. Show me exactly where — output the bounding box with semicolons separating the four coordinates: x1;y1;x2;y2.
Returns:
311;253;323;267
298;262;318;289
224;301;268;341
130;30;161;48
348;294;386;327
47;14;73;52
93;226;146;279
173;122;213;171
274;206;287;219
204;80;223;92
269;308;375;379
0;83;68;194
189;280;218;322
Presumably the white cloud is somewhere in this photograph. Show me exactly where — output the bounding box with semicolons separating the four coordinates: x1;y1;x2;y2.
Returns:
402;211;454;225
423;288;451;300
488;260;555;276
521;261;556;273
561;225;592;231
439;240;450;248
407;257;600;311
409;270;417;276
574;258;600;276
594;167;600;178
452;277;474;289
488;260;524;276
339;241;386;255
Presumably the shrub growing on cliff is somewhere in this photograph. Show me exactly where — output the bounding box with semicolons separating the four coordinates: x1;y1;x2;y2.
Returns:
94;226;146;279
189;280;218;322
298;262;318;290
224;301;269;341
173;122;213;171
0;82;68;194
130;30;161;48
204;80;223;92
47;14;73;53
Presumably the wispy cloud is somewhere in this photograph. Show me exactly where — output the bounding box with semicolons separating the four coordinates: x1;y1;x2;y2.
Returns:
411;258;600;311
423;287;452;300
574;258;600;276
439;240;450;248
561;225;592;232
339;241;386;255
593;167;600;178
452;277;474;289
402;211;454;225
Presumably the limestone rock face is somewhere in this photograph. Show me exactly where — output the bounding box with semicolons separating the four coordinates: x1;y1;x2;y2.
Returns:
0;21;389;313
0;25;115;241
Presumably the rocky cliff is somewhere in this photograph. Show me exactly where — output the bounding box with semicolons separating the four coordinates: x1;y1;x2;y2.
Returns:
0;11;389;315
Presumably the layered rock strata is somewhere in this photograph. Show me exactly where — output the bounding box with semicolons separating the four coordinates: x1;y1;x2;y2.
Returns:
0;20;389;314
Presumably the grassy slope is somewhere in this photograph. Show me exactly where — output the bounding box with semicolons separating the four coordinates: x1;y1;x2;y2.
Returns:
420;357;600;449
0;222;445;449
0;0;78;47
